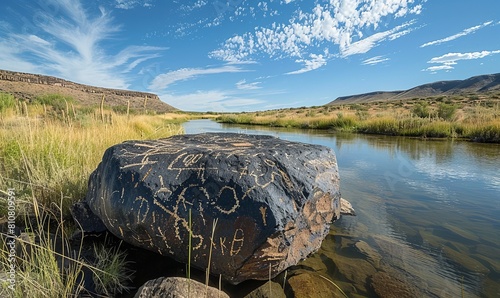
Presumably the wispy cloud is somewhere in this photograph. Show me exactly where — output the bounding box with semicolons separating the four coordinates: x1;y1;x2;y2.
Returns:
236;79;262;90
0;0;163;89
286;53;328;75
362;55;390;66
421;21;493;48
340;21;415;57
210;0;422;71
159;90;264;112
148;65;246;91
424;50;500;72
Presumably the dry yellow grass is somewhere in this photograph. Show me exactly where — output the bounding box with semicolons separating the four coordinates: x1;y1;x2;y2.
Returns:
0;104;184;215
217;94;500;142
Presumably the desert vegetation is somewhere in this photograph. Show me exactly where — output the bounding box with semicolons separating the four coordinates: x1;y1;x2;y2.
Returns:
0;92;186;296
217;93;500;143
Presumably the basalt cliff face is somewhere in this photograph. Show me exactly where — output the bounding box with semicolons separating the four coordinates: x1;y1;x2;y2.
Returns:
0;69;177;112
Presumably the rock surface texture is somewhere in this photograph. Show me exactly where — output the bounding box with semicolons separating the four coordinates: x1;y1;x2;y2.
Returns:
134;277;229;298
78;133;341;284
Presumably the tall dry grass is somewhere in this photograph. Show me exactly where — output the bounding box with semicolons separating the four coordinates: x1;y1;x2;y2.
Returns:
217;95;500;142
0;101;184;217
0;95;185;296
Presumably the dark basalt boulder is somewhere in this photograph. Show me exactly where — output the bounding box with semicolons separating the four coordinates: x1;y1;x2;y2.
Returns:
74;133;341;284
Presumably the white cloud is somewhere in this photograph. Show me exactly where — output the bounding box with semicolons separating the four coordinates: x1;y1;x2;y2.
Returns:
425;65;454;72
236;79;262;90
180;1;208;12
286;53;327;74
421;21;493;48
424;50;500;72
211;0;422;69
362;55;390;65
28;35;51;46
148;65;246;91
115;0;154;10
0;42;41;74
159;90;264;112
340;21;415;57
0;0;163;89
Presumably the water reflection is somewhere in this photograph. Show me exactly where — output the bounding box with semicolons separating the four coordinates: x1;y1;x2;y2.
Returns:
183;120;500;297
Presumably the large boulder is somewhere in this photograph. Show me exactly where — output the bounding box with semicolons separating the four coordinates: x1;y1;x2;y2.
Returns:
75;133;341;284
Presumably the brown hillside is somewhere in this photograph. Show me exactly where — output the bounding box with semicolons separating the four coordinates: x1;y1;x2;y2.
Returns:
0;69;177;112
328;73;500;105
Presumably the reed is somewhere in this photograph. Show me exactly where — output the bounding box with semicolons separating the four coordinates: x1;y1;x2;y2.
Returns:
0;192;132;297
216;94;500;142
0;104;184;218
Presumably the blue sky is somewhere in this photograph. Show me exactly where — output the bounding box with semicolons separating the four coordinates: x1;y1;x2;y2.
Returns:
1;0;499;112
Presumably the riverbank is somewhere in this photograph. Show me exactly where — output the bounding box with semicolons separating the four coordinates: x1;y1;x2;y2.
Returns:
216;94;500;143
0;93;188;296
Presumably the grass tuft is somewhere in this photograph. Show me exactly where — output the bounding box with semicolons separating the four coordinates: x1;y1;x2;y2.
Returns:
92;242;134;296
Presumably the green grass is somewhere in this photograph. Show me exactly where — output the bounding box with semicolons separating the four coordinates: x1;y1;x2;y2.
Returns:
216;94;500;142
0;192;135;297
0;93;186;297
0;102;184;217
92;242;134;296
0;92;16;114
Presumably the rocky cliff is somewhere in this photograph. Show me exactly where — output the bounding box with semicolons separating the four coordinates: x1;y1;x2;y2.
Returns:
0;69;177;112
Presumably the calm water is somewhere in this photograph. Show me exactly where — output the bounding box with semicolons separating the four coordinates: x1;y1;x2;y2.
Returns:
183;119;500;297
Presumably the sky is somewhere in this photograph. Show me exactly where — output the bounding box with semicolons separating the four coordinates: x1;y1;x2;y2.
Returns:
1;0;499;112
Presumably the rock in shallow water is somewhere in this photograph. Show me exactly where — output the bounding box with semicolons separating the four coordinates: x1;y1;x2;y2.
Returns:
75;133;341;284
134;277;229;298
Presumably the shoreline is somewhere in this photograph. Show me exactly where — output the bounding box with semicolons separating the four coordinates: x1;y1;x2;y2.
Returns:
214;96;500;143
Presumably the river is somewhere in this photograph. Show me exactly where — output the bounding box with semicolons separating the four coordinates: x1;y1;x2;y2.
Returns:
183;119;500;297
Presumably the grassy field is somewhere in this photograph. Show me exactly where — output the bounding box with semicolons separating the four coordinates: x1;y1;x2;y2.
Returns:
216;93;500;143
0;92;187;296
0;93;187;216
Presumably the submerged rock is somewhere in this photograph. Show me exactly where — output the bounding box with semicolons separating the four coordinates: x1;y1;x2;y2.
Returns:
286;270;346;298
134;277;229;298
340;197;356;216
243;281;286;298
370;271;422;298
354;240;381;267
75;133;342;284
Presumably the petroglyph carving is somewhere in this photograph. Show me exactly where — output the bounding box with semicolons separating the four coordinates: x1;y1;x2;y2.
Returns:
77;133;342;284
230;229;244;256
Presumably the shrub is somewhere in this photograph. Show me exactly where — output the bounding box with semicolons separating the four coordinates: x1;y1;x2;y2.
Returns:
0;92;16;113
34;94;74;111
437;103;457;120
412;102;430;118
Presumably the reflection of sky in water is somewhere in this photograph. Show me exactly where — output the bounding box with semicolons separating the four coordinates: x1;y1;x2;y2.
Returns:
412;152;500;192
184;120;499;297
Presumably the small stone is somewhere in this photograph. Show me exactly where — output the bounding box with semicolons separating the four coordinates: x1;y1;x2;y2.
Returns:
244;281;286;298
134;277;229;298
340;197;356;216
71;201;107;233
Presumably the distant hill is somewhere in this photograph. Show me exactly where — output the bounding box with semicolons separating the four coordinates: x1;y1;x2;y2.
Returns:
0;69;177;112
328;73;500;105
